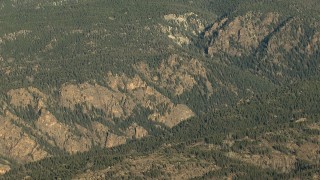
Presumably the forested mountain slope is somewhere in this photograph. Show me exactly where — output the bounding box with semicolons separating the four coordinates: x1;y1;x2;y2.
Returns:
0;0;319;179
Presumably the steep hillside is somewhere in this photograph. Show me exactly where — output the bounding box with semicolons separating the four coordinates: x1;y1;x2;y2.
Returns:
3;80;320;179
203;11;320;83
0;0;319;178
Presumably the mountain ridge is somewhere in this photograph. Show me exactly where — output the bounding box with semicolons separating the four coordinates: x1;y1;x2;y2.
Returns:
0;0;319;178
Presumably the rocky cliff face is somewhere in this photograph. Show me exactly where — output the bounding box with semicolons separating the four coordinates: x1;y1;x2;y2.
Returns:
35;110;93;153
0;114;48;163
61;69;195;128
160;12;206;46
204;12;320;80
0;53;209;167
206;12;281;57
135;54;213;96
